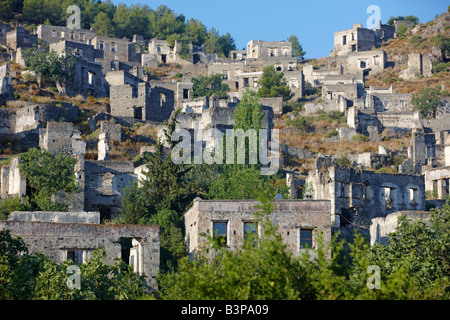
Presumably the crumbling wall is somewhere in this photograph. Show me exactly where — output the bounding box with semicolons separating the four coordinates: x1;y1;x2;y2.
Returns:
307;157;426;229
83;160;137;217
0;220;160;290
370;210;430;245
0;157;26;197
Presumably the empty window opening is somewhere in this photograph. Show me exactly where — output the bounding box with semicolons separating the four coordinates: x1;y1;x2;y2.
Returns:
360;60;367;68
161;54;167;64
88;72;95;85
120;238;133;265
160;92;166;106
183;88;189;99
364;184;371;201
383;187;395;210
99;206;111;222
299;229;313;249
134;106;143;120
213;221;228;247
192;54;200;64
409;188;418;204
342;35;347;45
243;222;257;241
101;173;114;195
67;249;84;264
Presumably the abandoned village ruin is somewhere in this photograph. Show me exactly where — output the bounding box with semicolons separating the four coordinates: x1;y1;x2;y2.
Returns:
0;8;449;292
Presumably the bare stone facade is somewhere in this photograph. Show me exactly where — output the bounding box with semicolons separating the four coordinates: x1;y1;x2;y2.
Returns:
0;219;160;290
370;210;430;245
331;22;394;57
0;157;26;198
185;198;332;259
306;157;425;229
6;26;37;50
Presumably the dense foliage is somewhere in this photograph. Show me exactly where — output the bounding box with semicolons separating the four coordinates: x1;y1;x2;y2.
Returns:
191;74;230;99
18;148;78;211
22;46;77;91
412;85;444;119
0;230;147;300
257;65;293;101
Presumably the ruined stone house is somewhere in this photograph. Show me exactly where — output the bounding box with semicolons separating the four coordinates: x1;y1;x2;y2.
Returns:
36;25;97;46
0;211;160;290
330;22;394;57
5;26;37;51
109;81;175;122
399;53;433;80
306;157;425;230
184;198;332;259
246;40;292;60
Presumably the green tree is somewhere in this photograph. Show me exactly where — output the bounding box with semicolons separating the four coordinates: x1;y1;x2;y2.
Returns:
18;148;78;211
91;11;115;37
433;34;450;62
0;196;32;220
191;74;230;99
0;230;28;300
146;209;186;272
22;46;77;92
23;0;63;25
233;89;264;131
288;34;306;60
116;180;147;225
149;5;185;41
387;15;419;26
206;165;288;200
216;32;236;58
412;86;443;119
257;65;293;101
184;18;208;46
0;0;13;20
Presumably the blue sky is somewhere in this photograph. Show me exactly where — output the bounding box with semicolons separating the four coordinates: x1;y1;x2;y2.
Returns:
111;0;449;59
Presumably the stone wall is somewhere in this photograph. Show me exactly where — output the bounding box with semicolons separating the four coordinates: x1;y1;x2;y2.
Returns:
37;25;97;45
83;160;137;217
370;210;430;245
0;157;26;197
9;211;100;224
0;220;160;290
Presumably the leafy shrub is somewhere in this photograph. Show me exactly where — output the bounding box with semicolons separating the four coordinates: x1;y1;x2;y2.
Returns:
335;155;352;168
351;134;369;142
285;116;313;133
324;130;339;138
376;167;398;174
